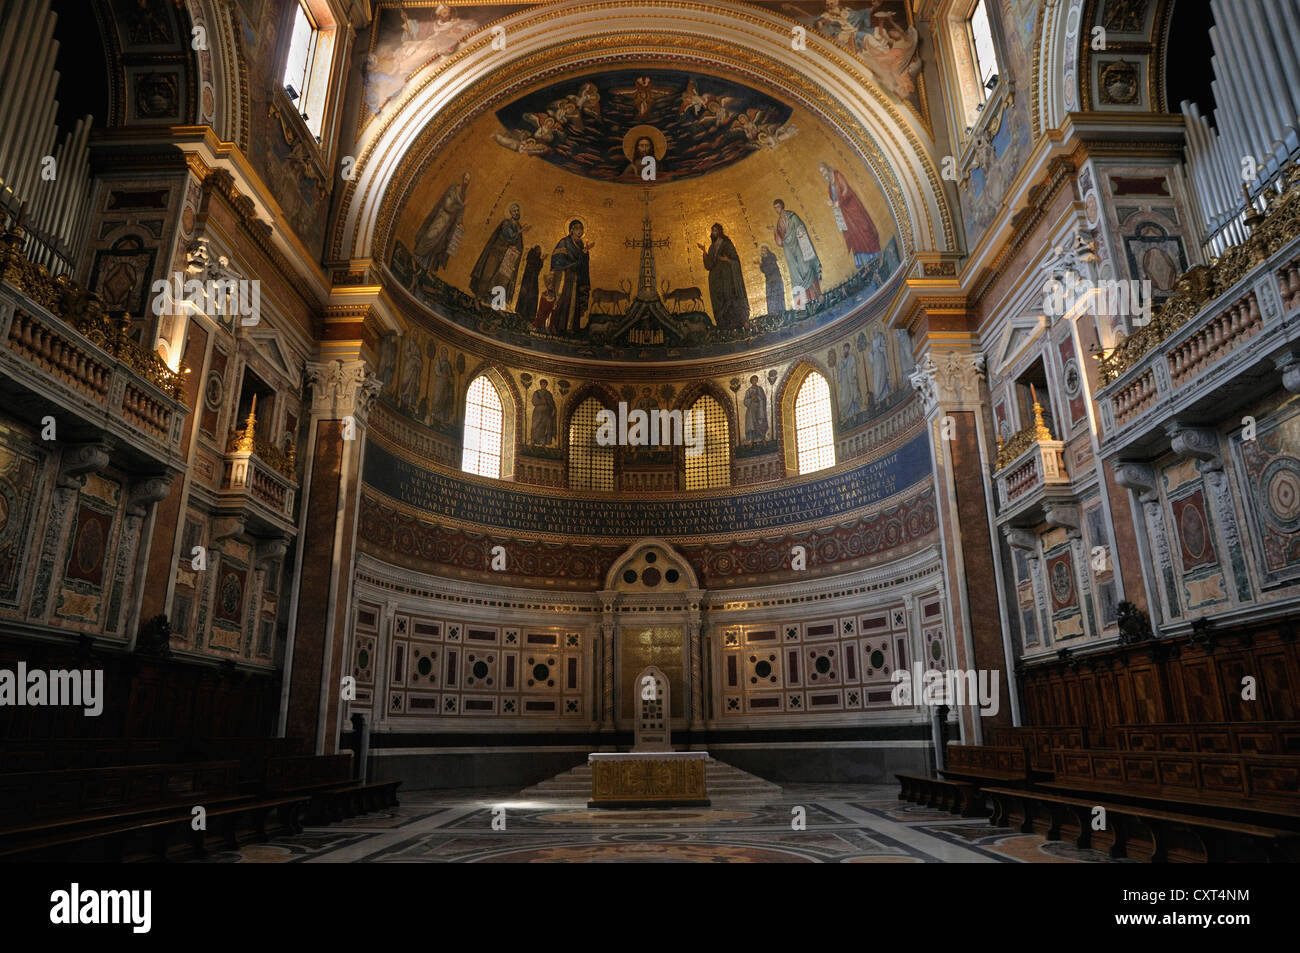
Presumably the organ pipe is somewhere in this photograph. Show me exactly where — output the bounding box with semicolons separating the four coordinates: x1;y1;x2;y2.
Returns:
1183;1;1300;258
0;0;95;278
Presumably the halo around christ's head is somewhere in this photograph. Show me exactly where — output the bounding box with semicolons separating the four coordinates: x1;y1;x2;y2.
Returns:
622;124;669;164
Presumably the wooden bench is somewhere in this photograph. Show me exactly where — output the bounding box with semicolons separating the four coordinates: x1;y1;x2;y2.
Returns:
969;748;1300;863
1113;721;1300;756
896;744;1034;817
0;760;309;862
943;744;1033;783
0;737;183;772
0;760;243;828
895;772;984;816
0;794;310;862
262;754;400;823
1047;748;1300;820
895;745;1031;817
983;786;1300;862
992;725;1090;773
195;737;308;786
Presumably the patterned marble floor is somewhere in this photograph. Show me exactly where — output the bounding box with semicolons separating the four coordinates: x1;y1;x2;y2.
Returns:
202;784;1127;863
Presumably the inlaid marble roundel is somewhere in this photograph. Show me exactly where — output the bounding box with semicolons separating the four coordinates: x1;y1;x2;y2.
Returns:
204;372;224;411
1063;359;1082;399
1260;457;1300;532
1179;502;1207;559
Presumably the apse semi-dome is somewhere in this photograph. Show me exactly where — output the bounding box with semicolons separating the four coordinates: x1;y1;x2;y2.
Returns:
383;64;904;363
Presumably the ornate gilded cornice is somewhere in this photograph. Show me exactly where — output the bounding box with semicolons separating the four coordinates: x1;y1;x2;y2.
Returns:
192;163;323;311
968;151;1080;312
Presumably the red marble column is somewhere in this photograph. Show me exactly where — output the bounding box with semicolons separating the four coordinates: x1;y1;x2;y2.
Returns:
911;343;1017;743
948;410;1013;732
282;359;379;752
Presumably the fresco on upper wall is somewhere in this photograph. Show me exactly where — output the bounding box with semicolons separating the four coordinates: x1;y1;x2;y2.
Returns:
957;0;1036;246
234;0;330;257
362;3;537;120
387;66;903;361
759;1;924;112
362;3;924;125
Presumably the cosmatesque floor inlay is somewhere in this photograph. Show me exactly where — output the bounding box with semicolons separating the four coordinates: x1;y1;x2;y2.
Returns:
202;785;1121;863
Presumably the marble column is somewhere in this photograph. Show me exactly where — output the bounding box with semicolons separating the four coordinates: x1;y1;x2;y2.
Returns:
685;589;704;735
280;357;380;752
376;599;399;730
908;347;1012;740
249;537;289;660
138;315;207;629
597;589;617;736
120;475;175;644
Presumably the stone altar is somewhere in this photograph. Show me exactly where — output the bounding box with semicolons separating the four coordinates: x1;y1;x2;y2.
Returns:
588;751;710;808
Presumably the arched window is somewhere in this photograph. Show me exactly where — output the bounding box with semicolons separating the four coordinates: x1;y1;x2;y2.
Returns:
569;397;614;490
684;395;730;490
968;0;1000;97
461;375;504;478
794;372;836;475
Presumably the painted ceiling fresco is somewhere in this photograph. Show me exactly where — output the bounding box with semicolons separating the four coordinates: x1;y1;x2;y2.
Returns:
388;66;902;361
492;70;797;183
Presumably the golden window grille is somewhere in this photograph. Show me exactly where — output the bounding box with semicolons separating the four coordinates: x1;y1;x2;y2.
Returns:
684;395;730;490
461;375;503;478
569;397;615;490
795;372;836;475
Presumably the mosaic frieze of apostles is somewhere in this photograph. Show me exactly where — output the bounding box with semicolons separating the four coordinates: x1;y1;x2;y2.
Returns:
387;64;903;362
371;314;917;452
